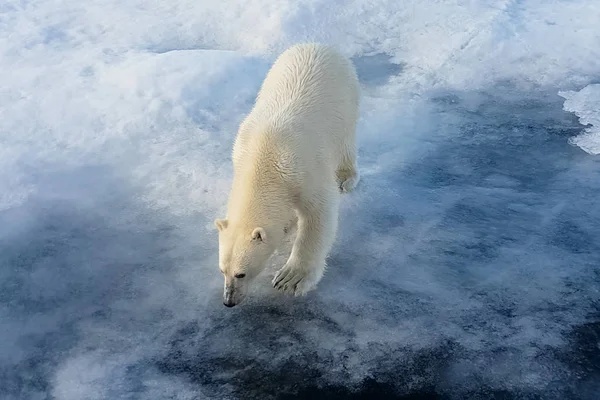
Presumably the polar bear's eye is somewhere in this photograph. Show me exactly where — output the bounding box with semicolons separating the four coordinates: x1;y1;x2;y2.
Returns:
234;273;246;279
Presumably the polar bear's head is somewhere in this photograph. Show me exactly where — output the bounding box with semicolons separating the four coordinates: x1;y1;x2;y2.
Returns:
215;218;279;307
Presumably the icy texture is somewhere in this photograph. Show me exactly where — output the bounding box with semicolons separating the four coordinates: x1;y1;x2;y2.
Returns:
1;1;599;399
560;84;600;155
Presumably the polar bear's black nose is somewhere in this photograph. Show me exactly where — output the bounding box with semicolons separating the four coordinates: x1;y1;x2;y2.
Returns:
223;300;236;307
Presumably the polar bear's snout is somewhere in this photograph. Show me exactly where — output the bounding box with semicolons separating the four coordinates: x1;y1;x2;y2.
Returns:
223;286;238;307
223;278;247;307
223;287;237;307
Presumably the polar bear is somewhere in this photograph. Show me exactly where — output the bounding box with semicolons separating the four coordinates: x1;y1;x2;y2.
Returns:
214;43;360;307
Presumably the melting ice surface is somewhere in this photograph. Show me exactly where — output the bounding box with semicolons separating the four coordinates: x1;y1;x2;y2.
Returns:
1;1;600;399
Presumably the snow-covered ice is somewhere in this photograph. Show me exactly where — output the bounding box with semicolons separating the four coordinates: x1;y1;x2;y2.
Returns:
1;1;599;399
560;84;600;155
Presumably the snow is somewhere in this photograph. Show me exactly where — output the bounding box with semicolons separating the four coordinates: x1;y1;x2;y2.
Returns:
1;1;599;399
560;84;600;155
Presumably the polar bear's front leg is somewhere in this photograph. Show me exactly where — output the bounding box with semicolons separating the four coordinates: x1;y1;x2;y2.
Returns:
272;190;339;296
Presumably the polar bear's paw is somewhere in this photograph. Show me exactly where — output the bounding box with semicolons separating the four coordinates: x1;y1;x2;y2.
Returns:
337;169;360;193
272;261;319;296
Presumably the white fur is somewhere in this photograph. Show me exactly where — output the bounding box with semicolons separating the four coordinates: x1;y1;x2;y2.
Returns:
215;43;360;307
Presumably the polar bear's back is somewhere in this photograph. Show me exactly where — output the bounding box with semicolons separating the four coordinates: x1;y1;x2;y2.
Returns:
233;43;360;188
256;43;358;108
247;43;359;141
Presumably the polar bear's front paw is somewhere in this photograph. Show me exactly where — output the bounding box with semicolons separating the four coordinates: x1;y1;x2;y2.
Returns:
337;169;360;193
272;262;316;296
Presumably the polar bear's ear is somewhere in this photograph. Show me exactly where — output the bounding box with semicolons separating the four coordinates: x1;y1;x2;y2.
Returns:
251;227;266;242
214;219;228;231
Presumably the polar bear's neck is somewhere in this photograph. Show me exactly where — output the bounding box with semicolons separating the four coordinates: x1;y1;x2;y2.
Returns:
226;154;293;230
